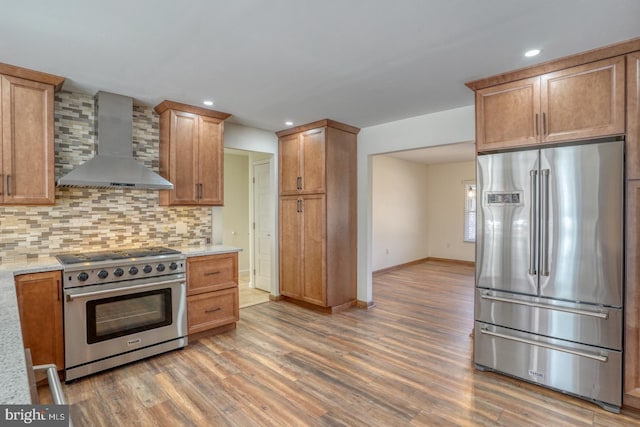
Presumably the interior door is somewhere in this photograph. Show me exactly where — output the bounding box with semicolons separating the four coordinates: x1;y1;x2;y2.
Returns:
539;141;623;306
476;150;539;296
253;160;273;292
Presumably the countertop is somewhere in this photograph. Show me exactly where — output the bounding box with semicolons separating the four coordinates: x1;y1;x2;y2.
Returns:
0;245;241;404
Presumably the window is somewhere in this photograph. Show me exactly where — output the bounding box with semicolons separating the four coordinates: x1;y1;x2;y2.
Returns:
464;183;476;242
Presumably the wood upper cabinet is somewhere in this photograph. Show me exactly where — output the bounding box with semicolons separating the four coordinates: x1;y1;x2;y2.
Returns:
476;77;540;150
186;253;239;336
155;100;230;206
15;271;64;379
279;127;325;195
0;75;56;204
475;56;625;152
277;120;358;310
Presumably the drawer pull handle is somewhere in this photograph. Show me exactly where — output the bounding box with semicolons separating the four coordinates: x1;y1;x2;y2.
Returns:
205;307;221;313
204;271;221;276
480;328;608;362
481;293;609;319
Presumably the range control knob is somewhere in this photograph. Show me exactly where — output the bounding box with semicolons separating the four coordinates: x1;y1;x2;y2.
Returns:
143;265;153;273
129;266;139;275
156;263;166;272
97;270;109;279
77;272;89;282
169;262;178;270
114;268;124;277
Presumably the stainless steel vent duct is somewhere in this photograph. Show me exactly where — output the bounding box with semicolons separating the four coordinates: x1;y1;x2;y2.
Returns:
56;91;173;190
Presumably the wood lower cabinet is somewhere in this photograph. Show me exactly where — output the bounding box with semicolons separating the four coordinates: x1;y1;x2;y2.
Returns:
14;271;64;380
186;253;239;336
279;194;326;305
1;74;57;204
155;101;230;206
277;120;358;311
626;181;640;408
475;56;625;152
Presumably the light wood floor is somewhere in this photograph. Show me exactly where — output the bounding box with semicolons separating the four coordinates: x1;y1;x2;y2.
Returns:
238;271;270;309
44;261;640;426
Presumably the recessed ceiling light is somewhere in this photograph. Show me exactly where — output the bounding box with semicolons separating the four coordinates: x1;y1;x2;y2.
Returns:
524;49;541;58
203;100;214;106
285;121;294;126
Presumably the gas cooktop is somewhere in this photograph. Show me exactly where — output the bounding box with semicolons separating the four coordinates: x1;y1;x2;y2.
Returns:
56;246;181;265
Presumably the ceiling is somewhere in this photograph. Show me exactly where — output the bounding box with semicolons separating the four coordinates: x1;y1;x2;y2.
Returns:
385;142;476;165
1;1;639;132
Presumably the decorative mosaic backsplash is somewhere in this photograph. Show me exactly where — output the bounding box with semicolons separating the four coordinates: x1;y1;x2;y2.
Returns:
0;91;212;263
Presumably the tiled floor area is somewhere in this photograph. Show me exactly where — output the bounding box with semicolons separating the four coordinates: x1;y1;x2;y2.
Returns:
238;271;270;308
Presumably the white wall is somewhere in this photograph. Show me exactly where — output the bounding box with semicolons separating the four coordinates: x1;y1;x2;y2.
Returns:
371;157;475;271
358;105;475;303
223;153;250;271
371;155;429;271
426;161;475;262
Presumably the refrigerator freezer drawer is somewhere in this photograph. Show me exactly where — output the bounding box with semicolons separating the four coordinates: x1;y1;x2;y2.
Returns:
475;289;622;350
474;322;621;410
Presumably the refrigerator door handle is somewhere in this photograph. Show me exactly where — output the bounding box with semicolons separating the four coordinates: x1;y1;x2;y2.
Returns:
480;293;609;319
541;169;550;276
479;328;608;362
529;170;537;275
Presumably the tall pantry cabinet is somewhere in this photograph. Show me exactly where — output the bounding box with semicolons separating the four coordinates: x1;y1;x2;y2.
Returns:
277;120;358;311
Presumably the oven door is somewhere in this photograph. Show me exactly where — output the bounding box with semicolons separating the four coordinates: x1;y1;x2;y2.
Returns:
64;274;187;370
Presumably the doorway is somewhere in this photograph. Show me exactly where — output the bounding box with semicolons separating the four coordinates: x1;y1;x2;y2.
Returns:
223;149;274;308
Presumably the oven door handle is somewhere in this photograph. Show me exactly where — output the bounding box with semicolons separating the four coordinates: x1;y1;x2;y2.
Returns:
65;278;184;301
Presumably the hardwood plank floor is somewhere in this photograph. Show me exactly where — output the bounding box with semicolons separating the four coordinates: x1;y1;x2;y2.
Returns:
43;260;640;426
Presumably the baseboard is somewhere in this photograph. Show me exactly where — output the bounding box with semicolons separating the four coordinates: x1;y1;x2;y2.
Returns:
373;257;429;276
269;294;285;301
425;257;475;267
373;257;475;275
356;300;376;310
278;296;356;314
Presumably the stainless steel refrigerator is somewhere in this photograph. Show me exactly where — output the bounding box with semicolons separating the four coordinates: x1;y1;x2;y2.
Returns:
474;139;624;412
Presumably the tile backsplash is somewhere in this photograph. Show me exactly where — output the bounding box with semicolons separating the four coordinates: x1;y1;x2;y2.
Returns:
0;91;212;263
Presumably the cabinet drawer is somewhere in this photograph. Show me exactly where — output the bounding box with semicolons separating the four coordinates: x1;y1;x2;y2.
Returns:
187;288;239;335
187;253;238;295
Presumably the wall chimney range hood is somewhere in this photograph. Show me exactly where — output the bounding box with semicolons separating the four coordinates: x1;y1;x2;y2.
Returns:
56;91;174;190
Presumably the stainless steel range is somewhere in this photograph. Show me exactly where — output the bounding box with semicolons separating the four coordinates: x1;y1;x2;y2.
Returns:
57;247;187;381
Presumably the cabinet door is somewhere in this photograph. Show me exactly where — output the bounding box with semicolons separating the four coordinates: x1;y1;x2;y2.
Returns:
1;75;54;204
300;128;325;194
279;196;302;298
625;181;640;408
15;271;63;374
628;52;640;180
300;194;326;306
168;110;199;204
476;77;540;151
279;134;300;195
541;56;625;143
198;116;224;205
187;252;238;296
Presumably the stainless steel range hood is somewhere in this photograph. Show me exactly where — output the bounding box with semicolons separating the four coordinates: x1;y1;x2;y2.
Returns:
57;91;173;190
